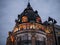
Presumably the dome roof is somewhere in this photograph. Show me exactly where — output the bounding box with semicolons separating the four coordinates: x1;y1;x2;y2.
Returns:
16;2;42;23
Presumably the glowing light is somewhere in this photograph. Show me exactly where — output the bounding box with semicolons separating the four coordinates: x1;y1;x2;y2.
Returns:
22;16;28;22
36;17;41;22
30;24;35;29
45;27;51;33
17;23;45;31
14;27;18;32
10;36;15;42
41;26;45;30
19;24;23;30
26;23;30;29
23;24;26;29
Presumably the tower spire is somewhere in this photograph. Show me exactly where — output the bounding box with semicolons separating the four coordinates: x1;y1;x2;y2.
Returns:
27;0;31;8
28;0;30;3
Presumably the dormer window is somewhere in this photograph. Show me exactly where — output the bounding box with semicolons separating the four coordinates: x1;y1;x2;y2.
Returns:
22;16;28;22
13;27;18;33
36;17;41;23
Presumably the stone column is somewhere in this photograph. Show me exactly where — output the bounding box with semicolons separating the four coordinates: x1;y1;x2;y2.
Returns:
31;36;36;45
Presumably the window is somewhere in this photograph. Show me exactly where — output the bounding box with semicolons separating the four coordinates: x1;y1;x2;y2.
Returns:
26;23;30;29
23;24;26;30
36;17;41;23
19;24;23;30
36;40;46;45
22;16;28;22
35;23;39;29
17;34;31;45
13;27;18;32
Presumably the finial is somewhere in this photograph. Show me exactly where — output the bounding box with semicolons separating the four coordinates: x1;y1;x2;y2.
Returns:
27;0;30;7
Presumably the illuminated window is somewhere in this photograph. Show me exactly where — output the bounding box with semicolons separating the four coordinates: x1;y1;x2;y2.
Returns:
14;27;18;32
30;23;35;29
41;25;45;30
10;35;15;42
26;23;30;29
30;24;33;29
36;17;41;22
19;24;23;30
39;24;42;29
35;23;39;29
45;27;51;33
22;16;28;22
23;24;26;30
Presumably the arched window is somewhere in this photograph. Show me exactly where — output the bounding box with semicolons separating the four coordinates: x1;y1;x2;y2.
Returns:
36;17;41;23
13;26;18;32
22;16;28;22
19;24;23;30
17;34;32;45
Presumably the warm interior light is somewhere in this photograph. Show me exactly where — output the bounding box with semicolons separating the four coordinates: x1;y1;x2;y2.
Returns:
30;24;33;29
22;16;28;22
35;23;39;29
10;35;15;42
36;17;41;22
17;23;46;31
32;24;35;29
23;24;26;29
45;27;51;33
39;24;42;29
41;26;45;30
26;23;30;29
30;23;35;29
14;27;18;32
45;30;50;33
19;24;23;30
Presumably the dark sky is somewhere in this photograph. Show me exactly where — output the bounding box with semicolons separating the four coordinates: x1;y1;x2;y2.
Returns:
0;0;60;45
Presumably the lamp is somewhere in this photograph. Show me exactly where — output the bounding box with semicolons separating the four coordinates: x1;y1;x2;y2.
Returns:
48;17;53;22
53;19;57;24
48;17;57;24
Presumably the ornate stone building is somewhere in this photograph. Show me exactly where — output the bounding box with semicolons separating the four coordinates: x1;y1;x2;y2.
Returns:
6;2;59;45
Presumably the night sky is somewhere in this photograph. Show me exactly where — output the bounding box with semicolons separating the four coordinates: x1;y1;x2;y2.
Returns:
0;0;60;45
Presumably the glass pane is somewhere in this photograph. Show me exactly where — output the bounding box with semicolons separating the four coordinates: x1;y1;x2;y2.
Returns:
17;40;31;45
36;41;46;45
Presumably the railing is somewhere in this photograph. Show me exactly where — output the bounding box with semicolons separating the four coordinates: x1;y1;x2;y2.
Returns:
13;29;46;37
13;23;45;33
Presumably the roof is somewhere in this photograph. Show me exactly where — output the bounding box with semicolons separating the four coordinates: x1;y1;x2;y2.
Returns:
16;2;42;23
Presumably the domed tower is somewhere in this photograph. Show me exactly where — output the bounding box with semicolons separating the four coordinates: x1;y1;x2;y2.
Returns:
6;2;56;45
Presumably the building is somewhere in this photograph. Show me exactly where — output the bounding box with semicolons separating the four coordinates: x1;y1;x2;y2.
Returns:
54;25;60;45
6;2;60;45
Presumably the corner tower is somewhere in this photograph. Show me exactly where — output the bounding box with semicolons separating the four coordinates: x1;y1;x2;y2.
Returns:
6;2;56;45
